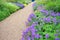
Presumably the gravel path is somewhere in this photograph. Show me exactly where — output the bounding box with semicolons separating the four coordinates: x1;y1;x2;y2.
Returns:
0;2;34;40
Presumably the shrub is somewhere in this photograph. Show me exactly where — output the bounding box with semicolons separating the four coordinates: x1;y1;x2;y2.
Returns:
0;6;10;21
0;2;19;21
45;0;60;12
3;2;19;13
5;0;31;5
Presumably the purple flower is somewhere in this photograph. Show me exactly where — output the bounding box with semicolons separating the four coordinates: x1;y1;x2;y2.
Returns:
29;13;36;18
55;34;58;36
30;23;37;28
56;12;60;16
50;12;56;16
22;27;31;35
22;23;37;40
31;28;37;35
31;31;36;36
55;38;60;40
27;36;31;40
31;28;36;36
31;37;34;40
33;22;38;25
43;17;51;22
52;18;57;23
35;34;40;39
22;31;27;36
28;17;32;22
26;23;37;36
40;9;48;15
47;17;51;22
15;3;24;8
21;37;24;40
31;28;36;32
45;34;49;38
28;13;36;22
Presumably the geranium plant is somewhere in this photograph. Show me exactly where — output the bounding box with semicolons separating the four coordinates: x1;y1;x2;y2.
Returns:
22;0;60;40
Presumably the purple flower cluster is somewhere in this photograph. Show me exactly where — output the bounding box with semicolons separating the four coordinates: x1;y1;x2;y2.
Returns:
55;38;60;40
40;9;60;17
43;17;51;22
52;17;57;24
28;13;36;22
49;11;56;16
40;9;49;16
21;9;60;40
29;13;36;18
56;12;60;16
55;34;58;36
22;23;41;40
45;34;49;38
39;9;60;24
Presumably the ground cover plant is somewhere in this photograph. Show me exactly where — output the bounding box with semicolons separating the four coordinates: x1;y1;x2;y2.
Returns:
22;0;60;40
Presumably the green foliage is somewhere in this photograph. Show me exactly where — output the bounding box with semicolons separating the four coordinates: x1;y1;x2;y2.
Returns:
5;0;17;2
4;2;19;13
36;0;49;5
0;2;19;21
26;9;60;40
34;10;60;40
5;0;31;4
36;0;60;12
0;0;6;5
0;5;10;21
0;0;31;21
45;0;60;12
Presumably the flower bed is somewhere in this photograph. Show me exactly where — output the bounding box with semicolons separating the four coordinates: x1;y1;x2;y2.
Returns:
22;0;60;40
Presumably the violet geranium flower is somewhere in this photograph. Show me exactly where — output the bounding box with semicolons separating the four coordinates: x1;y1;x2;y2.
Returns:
35;34;40;39
43;17;51;23
52;17;57;24
45;34;49;38
55;38;60;40
56;12;60;16
29;13;36;18
55;34;58;36
50;12;56;16
28;13;36;22
40;9;49;16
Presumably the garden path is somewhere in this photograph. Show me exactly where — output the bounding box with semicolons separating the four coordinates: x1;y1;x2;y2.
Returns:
0;2;34;40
